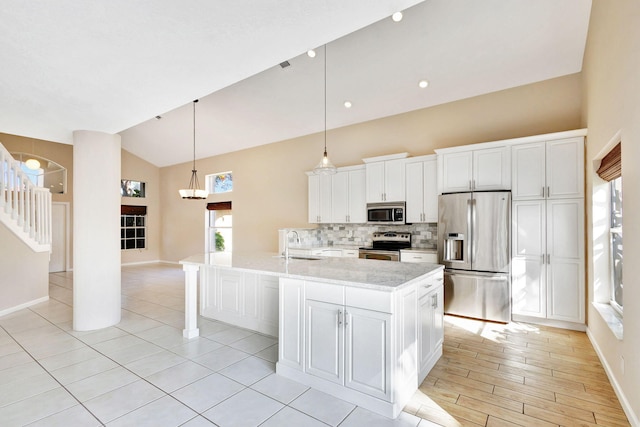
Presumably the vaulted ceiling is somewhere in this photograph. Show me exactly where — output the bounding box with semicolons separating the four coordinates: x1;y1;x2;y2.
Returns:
1;1;592;167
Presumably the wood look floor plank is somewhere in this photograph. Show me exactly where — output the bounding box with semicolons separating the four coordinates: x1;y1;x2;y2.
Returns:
523;404;599;427
405;317;630;427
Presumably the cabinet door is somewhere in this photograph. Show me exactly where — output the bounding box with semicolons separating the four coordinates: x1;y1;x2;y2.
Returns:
423;159;438;222
418;294;434;376
405;161;424;223
345;307;391;401
331;171;349;223
348;168;367;223
384;159;405;202
243;273;259;319
308;175;320;224
306;299;343;384
260;276;279;332
319;175;332;223
432;287;444;349
511;200;546;317
279;278;304;370
547;199;585;323
473;146;511;191
217;270;243;317
441;151;472;193
512;142;546;200
546;138;584;199
366;162;385;203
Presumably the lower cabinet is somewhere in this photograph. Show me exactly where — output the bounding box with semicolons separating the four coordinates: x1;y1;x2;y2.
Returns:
418;278;444;384
200;267;279;336
277;270;443;418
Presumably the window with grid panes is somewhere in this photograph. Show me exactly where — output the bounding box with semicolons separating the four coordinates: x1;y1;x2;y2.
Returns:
121;205;147;250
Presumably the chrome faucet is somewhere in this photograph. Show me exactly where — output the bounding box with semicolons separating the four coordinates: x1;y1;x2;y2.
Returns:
284;230;300;259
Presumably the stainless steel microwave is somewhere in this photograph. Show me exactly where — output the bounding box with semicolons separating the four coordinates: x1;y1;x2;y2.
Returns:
366;202;405;224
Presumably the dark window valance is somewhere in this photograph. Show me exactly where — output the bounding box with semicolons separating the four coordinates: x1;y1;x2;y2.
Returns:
121;205;147;215
597;142;622;182
207;201;232;211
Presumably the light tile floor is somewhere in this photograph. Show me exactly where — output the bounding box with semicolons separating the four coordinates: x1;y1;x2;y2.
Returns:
0;264;435;427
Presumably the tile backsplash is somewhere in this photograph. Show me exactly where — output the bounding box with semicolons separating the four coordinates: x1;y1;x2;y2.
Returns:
280;223;438;250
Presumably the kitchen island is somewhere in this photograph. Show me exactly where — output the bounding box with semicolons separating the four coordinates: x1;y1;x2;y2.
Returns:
180;252;444;418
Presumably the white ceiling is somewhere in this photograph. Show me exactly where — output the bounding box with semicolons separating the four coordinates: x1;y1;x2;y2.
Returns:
1;1;592;167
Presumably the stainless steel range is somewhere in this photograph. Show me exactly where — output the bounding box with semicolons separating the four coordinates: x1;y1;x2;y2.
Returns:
359;231;411;261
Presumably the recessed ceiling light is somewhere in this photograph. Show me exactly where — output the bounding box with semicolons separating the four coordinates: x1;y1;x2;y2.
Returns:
392;11;403;22
344;101;352;108
418;80;429;89
307;49;316;58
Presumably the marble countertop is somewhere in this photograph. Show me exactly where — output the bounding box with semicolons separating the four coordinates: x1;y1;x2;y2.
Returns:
180;252;443;291
289;244;365;251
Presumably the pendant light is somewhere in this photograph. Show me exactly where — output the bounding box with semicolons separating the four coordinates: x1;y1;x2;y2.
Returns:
313;45;337;175
179;99;208;199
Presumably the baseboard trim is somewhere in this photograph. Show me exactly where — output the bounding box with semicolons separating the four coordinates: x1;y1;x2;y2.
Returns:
0;296;49;317
511;314;586;332
121;259;163;266
586;327;639;426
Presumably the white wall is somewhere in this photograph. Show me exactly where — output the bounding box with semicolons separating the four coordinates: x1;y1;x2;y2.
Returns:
582;0;640;424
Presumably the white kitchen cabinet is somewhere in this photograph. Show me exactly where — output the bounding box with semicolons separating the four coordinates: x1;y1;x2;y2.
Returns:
440;146;510;193
332;167;366;223
365;158;406;203
418;277;444;384
200;268;279;336
512;198;585;325
308;173;332;223
305;281;392;400
279;278;304;371
512;137;584;200
405;156;437;223
400;250;438;263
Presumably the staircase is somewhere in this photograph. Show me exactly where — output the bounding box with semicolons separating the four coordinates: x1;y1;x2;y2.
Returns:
0;143;52;253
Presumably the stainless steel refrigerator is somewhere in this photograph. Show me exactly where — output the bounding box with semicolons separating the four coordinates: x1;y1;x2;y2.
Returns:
437;191;511;323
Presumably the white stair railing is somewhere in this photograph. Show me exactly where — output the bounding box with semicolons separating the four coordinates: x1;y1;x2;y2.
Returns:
0;143;51;252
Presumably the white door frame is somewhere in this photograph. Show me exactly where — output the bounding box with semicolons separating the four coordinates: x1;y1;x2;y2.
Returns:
51;202;71;272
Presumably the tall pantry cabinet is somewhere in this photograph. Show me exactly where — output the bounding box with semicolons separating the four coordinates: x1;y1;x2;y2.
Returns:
511;137;585;328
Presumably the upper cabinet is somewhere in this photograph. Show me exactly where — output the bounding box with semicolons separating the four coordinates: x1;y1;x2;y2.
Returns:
405;155;438;223
439;146;510;193
512;137;584;200
331;166;366;223
363;153;408;203
307;173;332;224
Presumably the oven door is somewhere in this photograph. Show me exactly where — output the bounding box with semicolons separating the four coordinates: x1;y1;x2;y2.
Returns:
358;250;399;261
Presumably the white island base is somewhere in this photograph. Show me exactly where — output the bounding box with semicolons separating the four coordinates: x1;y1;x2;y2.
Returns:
180;253;443;419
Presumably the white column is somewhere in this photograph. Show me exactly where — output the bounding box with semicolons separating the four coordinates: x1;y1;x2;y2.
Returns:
182;263;200;339
72;130;121;331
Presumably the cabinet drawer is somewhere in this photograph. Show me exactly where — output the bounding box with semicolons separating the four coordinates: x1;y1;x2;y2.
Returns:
342;249;359;258
418;274;444;299
306;281;344;305
346;287;392;313
401;251;437;263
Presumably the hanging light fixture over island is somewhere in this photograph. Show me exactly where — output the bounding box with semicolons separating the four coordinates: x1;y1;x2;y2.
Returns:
179;99;208;199
313;45;337;175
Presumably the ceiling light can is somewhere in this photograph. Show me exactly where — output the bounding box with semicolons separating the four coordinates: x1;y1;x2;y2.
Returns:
307;49;316;58
392;11;403;22
344;101;352;108
419;80;429;89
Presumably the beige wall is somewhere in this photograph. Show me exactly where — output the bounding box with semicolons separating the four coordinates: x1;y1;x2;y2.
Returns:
0;223;49;313
159;73;582;262
121;149;161;264
582;0;639;423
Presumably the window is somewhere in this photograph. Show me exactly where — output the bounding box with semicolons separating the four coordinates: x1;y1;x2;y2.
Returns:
609;177;623;313
206;202;232;253
121;179;146;197
206;172;233;194
596;141;622;314
121;205;147;250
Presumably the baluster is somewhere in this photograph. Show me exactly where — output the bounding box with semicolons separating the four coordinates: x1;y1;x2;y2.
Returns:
29;183;36;237
0;150;5;210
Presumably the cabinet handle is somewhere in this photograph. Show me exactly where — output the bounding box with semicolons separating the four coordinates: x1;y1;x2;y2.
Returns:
547;254;551;264
423;283;434;288
541;187;545;197
469;180;472;190
344;310;349;326
547;186;550;198
542;254;545;264
473;179;476;190
431;294;438;309
337;310;342;326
